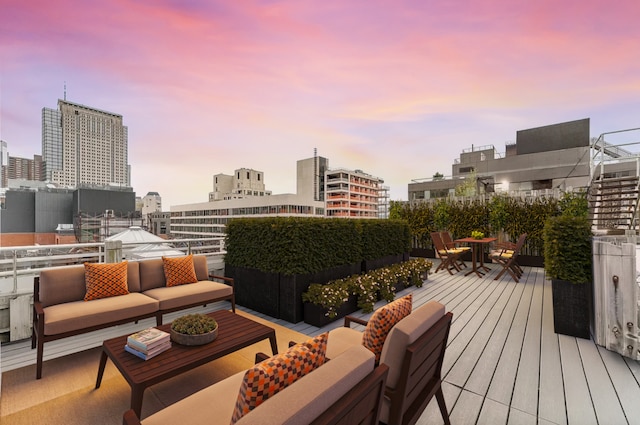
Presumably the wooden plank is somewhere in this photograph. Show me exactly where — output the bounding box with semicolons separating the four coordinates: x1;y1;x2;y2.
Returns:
449;389;484;424
415;381;460;425
465;273;527;395
510;269;544;416
558;335;597;425
507;408;537;425
485;269;536;405
538;277;567;425
476;398;508;425
446;277;513;387
577;337;628;424
442;271;508;375
597;345;640;421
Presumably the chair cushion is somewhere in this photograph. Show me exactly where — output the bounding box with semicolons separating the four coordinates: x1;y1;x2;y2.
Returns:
362;294;412;364
380;300;445;389
83;261;129;301
162;255;198;287
230;332;329;424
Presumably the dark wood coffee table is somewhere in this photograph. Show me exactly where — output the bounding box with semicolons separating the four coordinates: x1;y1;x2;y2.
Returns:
95;309;278;417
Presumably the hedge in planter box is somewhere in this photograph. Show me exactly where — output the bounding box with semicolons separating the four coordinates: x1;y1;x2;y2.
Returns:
543;214;593;339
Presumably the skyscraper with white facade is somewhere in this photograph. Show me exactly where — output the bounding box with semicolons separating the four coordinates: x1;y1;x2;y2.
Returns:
42;100;130;188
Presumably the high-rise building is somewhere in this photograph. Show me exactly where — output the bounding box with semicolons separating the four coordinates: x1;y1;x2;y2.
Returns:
42;100;130;188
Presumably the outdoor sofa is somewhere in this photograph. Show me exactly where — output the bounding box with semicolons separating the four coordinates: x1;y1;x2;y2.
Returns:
122;343;388;425
31;254;235;379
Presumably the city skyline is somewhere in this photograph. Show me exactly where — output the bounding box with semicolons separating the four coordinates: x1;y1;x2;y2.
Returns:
2;0;639;207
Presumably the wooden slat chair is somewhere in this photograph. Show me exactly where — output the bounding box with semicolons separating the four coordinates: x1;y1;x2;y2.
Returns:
325;300;453;425
440;231;470;269
490;233;527;282
430;232;464;275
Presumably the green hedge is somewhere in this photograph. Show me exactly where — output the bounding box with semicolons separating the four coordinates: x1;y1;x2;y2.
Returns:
392;191;586;256
224;217;410;275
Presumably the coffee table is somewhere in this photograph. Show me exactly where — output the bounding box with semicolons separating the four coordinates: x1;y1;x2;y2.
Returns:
95;309;278;417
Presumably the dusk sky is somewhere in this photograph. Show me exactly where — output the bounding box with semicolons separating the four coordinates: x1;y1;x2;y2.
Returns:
1;0;639;208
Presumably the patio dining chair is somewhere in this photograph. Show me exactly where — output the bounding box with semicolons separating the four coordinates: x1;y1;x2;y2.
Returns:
490;233;527;282
440;231;469;269
431;232;465;275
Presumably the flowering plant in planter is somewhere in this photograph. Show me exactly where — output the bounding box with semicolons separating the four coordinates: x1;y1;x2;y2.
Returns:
302;278;351;319
302;258;433;318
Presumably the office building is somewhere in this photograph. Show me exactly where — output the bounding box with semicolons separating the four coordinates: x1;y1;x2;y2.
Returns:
171;154;388;238
42;100;130;188
408;118;592;201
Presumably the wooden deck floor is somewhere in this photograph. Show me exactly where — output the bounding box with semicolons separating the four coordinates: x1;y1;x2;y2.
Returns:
3;262;640;424
249;263;640;425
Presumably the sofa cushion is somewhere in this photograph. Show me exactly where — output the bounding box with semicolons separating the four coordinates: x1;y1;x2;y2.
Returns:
362;294;412;364
83;261;130;301
163;255;198;287
230;332;328;424
325;326;363;360
43;293;159;336
142;280;233;311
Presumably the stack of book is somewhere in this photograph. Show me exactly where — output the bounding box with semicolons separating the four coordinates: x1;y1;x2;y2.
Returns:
125;327;171;360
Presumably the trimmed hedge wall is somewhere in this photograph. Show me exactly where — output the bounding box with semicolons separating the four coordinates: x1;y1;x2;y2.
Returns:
225;217;410;274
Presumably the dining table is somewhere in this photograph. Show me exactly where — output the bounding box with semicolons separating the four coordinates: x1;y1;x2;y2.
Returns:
454;236;497;278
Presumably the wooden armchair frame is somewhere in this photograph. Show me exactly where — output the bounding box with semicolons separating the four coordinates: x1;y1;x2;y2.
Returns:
431;232;463;275
492;233;527;282
342;311;453;425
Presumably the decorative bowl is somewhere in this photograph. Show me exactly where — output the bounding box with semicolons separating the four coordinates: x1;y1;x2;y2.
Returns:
170;325;218;346
170;313;218;346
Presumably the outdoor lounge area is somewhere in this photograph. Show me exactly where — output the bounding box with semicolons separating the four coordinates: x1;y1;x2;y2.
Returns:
2;261;640;425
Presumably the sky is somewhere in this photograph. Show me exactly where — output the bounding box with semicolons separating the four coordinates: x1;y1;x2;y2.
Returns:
1;0;639;209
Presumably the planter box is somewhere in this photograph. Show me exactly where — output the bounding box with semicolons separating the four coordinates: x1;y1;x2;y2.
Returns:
226;263;361;324
303;295;359;327
225;265;280;318
552;278;593;339
410;248;435;259
362;253;406;273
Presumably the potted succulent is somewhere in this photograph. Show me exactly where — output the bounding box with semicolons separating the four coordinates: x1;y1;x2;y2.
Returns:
543;214;593;339
170;313;218;346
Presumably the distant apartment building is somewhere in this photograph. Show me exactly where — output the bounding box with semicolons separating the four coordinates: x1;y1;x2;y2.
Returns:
408;118;592;202
142;192;162;215
325;168;387;218
171;154;389;238
42;99;130;188
209;168;272;201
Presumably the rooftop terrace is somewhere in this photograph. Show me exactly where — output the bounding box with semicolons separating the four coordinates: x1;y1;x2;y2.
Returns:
2;262;640;424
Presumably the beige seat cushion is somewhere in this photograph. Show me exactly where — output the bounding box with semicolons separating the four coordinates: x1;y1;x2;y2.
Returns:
142;281;232;310
43;293;158;336
326;326;363;360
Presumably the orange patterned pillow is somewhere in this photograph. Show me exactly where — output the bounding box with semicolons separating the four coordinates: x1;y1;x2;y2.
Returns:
84;261;129;301
162;255;198;287
230;332;329;424
362;294;412;364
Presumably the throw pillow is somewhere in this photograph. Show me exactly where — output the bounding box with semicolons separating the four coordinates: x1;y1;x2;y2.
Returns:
84;261;129;301
362;294;412;364
162;254;198;287
230;332;329;424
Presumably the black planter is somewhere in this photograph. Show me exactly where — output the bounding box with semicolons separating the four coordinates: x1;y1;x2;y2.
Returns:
303;295;359;327
551;279;592;339
225;265;280;318
362;253;405;273
410;248;435;259
226;263;361;324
